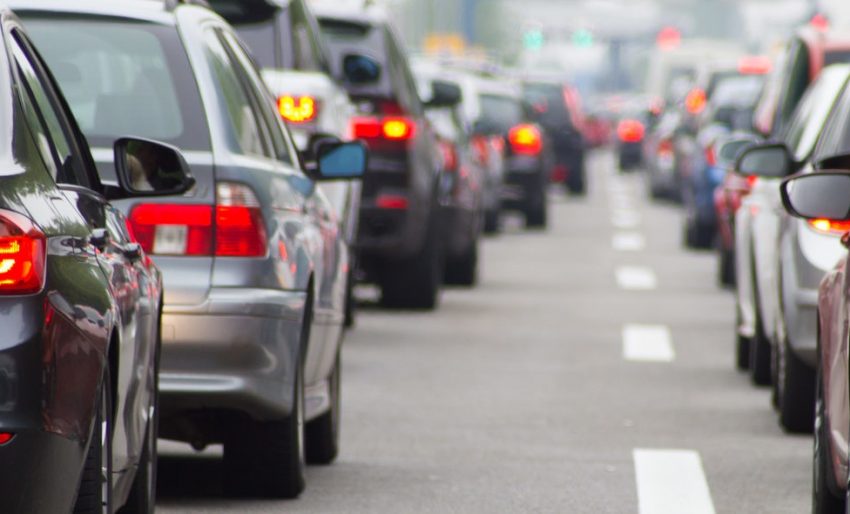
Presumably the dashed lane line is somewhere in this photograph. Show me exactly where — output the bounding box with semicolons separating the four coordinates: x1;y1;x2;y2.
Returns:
612;232;646;252
622;324;674;362
633;449;716;514
615;266;657;290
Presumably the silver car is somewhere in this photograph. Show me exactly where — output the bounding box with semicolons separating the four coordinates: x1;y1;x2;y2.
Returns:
16;0;365;498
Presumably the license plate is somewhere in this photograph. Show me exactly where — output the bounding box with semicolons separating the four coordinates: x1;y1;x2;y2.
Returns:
153;225;188;255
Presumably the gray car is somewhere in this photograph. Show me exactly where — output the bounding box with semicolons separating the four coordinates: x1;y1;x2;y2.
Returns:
14;0;365;498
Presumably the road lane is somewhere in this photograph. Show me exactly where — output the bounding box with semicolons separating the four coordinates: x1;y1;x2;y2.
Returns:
157;150;811;513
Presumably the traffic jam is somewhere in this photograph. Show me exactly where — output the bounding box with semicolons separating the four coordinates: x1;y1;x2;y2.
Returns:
0;0;848;512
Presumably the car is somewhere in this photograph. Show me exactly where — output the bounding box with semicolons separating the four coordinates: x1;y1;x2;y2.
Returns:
777;170;850;514
411;64;483;286
315;5;450;309
730;65;850;432
522;79;587;194
681;72;764;249
206;0;362;325
15;0;366;498
0;6;197;512
644;109;683;199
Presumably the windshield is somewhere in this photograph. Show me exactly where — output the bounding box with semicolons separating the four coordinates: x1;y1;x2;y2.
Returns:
23;17;210;151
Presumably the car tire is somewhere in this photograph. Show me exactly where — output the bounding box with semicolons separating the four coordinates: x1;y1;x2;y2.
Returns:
736;334;750;371
305;350;341;465
749;273;772;385
74;371;113;514
718;248;735;287
380;213;442;310
344;268;356;328
777;334;815;434
118;336;160;514
525;189;548;228
483;208;500;234
445;242;478;286
223;363;306;499
814;361;846;514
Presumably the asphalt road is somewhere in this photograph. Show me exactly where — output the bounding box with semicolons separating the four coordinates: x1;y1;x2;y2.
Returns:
157;150;812;514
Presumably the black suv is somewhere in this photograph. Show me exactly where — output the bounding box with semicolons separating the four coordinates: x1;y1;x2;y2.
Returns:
315;5;447;309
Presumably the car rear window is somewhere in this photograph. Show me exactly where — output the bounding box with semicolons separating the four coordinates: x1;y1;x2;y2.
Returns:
23;17;210;151
523;82;572;127
479;94;523;132
318;17;393;98
825;50;850;66
710;75;764;107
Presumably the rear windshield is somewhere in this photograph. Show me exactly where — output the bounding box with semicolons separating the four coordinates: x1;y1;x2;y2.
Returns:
825;50;850;66
233;22;278;69
318;17;392;97
523;82;572;127
22;17;210;151
479;94;523;131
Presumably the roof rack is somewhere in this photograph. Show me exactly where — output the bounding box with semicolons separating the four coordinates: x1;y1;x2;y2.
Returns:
164;0;211;11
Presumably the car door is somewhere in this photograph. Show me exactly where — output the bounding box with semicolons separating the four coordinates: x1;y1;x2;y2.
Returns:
9;27;151;475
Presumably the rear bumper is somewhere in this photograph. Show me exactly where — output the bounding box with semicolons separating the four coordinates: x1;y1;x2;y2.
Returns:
443;205;477;258
502;157;545;209
159;287;307;422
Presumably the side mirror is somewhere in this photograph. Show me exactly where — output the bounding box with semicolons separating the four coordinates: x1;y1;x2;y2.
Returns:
342;54;381;85
816;152;850;171
425;80;462;109
781;171;850;221
735;142;796;178
716;137;756;169
313;141;367;181
111;137;195;199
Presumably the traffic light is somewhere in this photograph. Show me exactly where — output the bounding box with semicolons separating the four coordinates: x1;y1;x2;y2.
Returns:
572;29;594;48
523;29;545;51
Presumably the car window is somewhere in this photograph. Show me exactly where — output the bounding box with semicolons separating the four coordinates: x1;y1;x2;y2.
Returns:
825;49;850;66
782;67;849;161
23;16;211;152
384;26;421;115
218;30;296;166
10;31;89;187
207;0;280;68
202;27;272;159
478;94;523;132
776;40;810;134
812;85;850;161
523;82;572;128
288;0;326;72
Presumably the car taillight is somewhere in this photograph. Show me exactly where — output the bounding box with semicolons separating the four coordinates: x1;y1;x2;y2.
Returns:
617;119;645;143
746;175;759;189
471;136;490;166
277;95;318;123
439;141;458;172
375;194;408;210
128;204;213;256
215;183;267;257
808;218;850;235
685;88;707;115
738;56;771;75
128;184;267;258
351;116;416;141
0;433;13;445
657;139;673;155
705;144;716;167
508;124;543;156
0;210;45;295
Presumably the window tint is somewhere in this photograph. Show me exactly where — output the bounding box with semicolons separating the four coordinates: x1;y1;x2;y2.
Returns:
782;67;849;161
219;30;295;166
202;28;270;158
777;41;811;134
825;50;850;66
24;17;209;152
10;32;87;186
812;86;850;161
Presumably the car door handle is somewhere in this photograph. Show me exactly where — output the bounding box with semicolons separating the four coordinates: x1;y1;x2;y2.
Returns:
121;242;143;262
89;228;110;251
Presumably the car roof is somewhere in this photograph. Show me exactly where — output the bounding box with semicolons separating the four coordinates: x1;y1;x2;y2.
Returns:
6;0;183;24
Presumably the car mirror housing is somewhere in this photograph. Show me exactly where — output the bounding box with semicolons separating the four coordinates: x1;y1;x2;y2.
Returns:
312;141;368;181
342;54;381;85
735;142;796;179
111;137;195;199
816;152;850;172
716;136;757;169
424;80;462;109
780;171;850;221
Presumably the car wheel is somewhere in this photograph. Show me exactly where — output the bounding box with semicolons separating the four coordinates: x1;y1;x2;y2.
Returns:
380;213;442;310
718;247;735;287
74;371;113;514
814;362;846;514
444;241;478;286
749;276;772;385
118;337;160;514
344;268;356;328
525;188;548;228
483;208;500;235
305;350;341;465
736;334;750;371
777;334;815;434
223;361;306;498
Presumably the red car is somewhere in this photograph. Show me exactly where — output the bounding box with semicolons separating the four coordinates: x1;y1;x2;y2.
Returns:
780;171;850;513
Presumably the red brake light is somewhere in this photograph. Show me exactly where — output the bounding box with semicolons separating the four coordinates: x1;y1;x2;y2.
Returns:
746;175;759;189
471;136;490;166
685;88;707;115
128;204;213;256
508;124;543;155
808;218;850;235
215;183;267;257
278;95;317;123
375;194;409;210
705;144;717;167
0;433;13;445
0;210;45;295
439;140;458;172
657;139;674;155
738;56;772;75
617;119;645;143
351;116;416;141
351;117;382;139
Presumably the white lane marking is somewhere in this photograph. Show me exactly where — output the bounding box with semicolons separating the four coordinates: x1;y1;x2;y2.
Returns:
612;232;646;252
616;266;657;290
633;449;716;514
623;324;674;362
612;211;641;229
